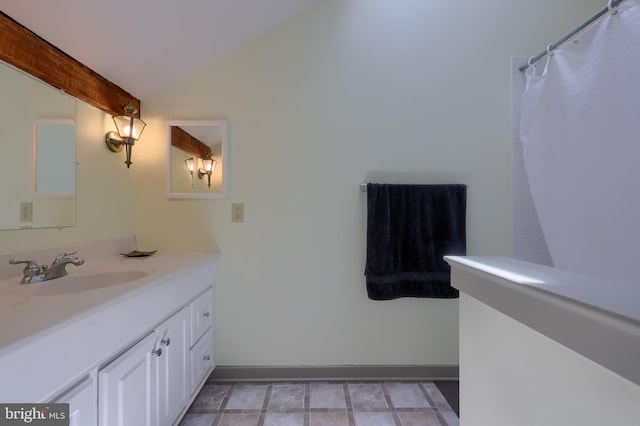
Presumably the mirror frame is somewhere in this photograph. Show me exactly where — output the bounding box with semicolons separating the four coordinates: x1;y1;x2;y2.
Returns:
166;120;229;199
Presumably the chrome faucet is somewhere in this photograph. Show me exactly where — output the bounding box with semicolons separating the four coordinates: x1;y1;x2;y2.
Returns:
9;251;85;284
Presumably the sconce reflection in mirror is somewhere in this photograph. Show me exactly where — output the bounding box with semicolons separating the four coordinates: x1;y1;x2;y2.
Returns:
185;157;195;186
105;102;146;168
184;156;217;188
168;120;228;199
199;157;216;188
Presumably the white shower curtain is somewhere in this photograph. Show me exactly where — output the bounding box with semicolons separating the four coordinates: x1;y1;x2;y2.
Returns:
520;0;640;284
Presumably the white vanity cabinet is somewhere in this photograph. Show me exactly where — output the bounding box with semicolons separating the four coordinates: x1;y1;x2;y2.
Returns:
99;332;158;426
0;244;219;426
155;306;190;426
190;288;213;346
188;288;215;393
190;329;214;395
98;298;212;426
53;375;97;426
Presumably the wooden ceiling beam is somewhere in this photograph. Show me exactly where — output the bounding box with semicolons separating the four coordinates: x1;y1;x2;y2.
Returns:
0;11;140;117
171;126;212;159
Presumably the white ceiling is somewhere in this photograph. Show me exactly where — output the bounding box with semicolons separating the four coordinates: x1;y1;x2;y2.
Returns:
0;0;322;99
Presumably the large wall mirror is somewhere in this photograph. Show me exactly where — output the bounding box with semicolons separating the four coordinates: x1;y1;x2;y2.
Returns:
167;120;228;199
0;61;77;230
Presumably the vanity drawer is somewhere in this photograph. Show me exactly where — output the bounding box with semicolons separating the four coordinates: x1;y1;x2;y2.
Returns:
190;288;213;346
190;328;214;393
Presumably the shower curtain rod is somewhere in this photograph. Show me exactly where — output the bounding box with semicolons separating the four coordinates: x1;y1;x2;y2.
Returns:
519;0;626;72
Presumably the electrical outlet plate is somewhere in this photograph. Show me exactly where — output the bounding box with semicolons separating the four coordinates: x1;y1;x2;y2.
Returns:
231;203;244;223
20;202;33;222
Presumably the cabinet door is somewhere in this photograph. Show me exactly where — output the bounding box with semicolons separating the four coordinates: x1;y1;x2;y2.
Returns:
53;375;97;426
190;327;215;396
190;288;213;346
99;332;157;426
156;307;189;426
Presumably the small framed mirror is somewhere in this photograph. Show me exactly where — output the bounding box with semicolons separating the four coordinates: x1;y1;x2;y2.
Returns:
167;120;228;199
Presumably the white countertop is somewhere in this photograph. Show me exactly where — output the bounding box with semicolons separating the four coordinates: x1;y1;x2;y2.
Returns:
0;250;219;356
445;256;640;386
0;237;221;402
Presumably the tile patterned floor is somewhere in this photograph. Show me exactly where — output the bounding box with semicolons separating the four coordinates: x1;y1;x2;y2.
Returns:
179;381;459;426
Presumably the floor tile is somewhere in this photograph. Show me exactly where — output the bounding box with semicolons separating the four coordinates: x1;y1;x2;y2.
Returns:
268;383;305;411
422;383;452;411
263;412;305;426
309;411;350;426
397;411;442;426
353;411;397;426
189;384;230;411
385;382;430;408
309;382;347;409
216;412;261;426
348;383;388;410
440;410;460;426
225;384;268;410
182;380;458;426
178;413;216;426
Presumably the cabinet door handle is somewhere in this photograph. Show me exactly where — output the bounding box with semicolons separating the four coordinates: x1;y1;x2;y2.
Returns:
203;312;210;318
152;347;163;357
161;338;171;346
203;355;211;361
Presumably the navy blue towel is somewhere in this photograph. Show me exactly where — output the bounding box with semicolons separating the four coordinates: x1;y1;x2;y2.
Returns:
364;183;466;300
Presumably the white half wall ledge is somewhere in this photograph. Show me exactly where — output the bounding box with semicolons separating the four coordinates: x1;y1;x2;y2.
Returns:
445;256;640;387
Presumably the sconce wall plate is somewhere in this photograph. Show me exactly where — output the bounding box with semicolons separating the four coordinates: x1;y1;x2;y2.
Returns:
105;131;125;153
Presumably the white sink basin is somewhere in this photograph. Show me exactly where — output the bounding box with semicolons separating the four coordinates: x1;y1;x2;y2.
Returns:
31;270;148;296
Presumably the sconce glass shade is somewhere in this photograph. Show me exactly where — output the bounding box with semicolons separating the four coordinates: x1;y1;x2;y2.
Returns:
185;157;195;173
106;102;146;168
113;105;146;140
202;158;216;173
197;158;217;188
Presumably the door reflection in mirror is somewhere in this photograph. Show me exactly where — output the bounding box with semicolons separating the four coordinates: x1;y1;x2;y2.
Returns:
35;120;76;194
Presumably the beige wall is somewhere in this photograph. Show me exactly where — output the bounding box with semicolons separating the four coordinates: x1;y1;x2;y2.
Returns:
134;0;601;366
0;0;602;367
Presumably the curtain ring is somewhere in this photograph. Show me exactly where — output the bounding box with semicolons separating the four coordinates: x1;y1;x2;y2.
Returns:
608;0;618;15
527;57;535;67
546;44;554;57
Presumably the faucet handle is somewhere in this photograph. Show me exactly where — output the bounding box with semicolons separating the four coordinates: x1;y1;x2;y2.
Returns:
9;258;42;275
10;258;36;265
54;251;77;263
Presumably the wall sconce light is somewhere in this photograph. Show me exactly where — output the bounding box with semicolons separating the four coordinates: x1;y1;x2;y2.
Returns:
105;102;146;168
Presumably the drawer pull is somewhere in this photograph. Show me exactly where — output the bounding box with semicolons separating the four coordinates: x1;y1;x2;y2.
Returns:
202;312;210;318
203;355;211;361
161;338;171;346
152;348;163;357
